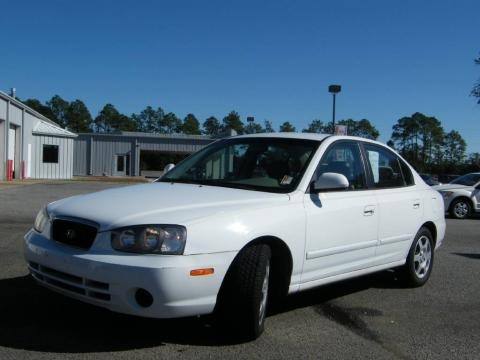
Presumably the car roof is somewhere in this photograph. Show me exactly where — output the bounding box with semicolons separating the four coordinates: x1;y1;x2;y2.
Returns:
234;132;383;145
234;132;331;141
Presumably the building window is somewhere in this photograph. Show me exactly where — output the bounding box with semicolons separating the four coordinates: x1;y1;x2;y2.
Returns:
43;145;59;163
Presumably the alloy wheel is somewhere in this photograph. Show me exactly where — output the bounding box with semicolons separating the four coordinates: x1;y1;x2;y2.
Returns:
413;235;432;279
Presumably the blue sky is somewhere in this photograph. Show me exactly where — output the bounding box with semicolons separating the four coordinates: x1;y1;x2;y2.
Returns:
1;0;479;152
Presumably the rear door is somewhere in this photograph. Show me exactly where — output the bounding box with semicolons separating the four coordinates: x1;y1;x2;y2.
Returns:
362;143;423;265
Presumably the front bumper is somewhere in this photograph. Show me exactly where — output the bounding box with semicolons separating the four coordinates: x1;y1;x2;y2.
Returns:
24;229;236;318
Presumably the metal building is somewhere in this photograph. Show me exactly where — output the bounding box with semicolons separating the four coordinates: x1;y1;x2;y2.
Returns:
73;131;214;177
0;90;76;181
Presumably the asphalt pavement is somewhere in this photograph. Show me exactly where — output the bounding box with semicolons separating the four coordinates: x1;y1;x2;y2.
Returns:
0;182;479;359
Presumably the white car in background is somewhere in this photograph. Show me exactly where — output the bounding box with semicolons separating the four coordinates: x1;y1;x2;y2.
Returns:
24;134;445;340
434;173;480;219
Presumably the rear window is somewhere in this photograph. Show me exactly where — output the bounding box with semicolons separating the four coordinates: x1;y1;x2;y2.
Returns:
364;144;412;188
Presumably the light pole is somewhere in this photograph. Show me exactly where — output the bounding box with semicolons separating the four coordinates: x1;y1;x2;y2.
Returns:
328;84;341;134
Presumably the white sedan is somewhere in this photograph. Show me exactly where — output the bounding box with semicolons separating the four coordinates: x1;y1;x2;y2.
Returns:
434;173;480;219
24;133;445;340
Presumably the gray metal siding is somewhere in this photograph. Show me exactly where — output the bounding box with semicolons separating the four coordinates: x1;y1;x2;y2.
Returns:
138;138;209;153
0;119;4;178
0;91;75;180
73;137;89;176
23;113;36;176
91;137;134;176
0;98;6;120
32;135;74;179
74;134;213;176
9;104;22;126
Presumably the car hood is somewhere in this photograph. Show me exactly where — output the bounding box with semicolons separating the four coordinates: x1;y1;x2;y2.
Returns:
433;184;473;191
47;182;289;231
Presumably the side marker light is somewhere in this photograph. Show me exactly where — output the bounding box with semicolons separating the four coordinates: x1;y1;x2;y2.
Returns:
190;268;215;276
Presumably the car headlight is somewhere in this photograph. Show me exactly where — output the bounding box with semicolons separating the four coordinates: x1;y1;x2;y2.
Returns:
111;225;187;255
34;206;50;233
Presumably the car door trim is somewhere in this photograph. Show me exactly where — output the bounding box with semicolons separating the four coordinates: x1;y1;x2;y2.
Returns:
379;234;412;245
306;239;378;260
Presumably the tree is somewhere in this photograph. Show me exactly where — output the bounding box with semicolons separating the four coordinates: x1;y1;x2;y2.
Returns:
94;104;136;132
94;104;118;132
222;111;244;134
337;119;379;140
182;113;201;135
279;121;296;132
471;53;480;104
322;122;334;134
203;116;221;136
390;112;443;170
46;95;69;128
416;115;443;166
131;106;164;132
264;120;275;133
302;119;326;133
65;100;92;133
443;130;466;165
161;112;182;134
468;152;480;167
391;115;419;164
118;114;137;132
244;117;264;134
22;99;56;121
464;152;480;173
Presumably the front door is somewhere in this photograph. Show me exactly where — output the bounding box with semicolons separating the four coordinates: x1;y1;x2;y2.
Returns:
302;141;378;289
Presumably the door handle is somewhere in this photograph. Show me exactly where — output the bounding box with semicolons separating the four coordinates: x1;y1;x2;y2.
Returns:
364;205;375;216
413;199;421;209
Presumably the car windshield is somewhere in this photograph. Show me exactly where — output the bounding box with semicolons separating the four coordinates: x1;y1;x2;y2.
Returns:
157;137;320;193
450;173;480;186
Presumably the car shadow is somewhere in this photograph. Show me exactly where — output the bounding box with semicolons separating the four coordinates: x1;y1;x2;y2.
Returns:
269;269;406;316
452;252;480;260
446;213;480;220
0;270;405;352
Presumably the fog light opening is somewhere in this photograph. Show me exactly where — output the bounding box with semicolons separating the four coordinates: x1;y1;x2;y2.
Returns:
135;288;153;308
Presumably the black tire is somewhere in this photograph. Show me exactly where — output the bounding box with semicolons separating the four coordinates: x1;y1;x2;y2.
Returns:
215;244;271;340
399;227;434;287
449;198;472;219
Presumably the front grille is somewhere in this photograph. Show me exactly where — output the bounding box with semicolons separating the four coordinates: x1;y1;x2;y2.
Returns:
29;262;111;301
51;219;98;249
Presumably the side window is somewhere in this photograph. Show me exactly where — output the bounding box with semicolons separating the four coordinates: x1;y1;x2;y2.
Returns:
315;142;366;190
364;144;409;188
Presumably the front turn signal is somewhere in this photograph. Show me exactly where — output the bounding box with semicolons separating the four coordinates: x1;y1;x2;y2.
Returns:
190;268;214;276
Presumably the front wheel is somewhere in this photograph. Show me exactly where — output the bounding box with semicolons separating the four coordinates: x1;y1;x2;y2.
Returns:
215;244;271;340
449;198;471;219
399;227;434;287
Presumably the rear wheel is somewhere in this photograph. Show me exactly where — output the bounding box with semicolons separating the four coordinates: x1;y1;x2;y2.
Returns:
399;227;434;287
215;244;271;340
449;198;471;219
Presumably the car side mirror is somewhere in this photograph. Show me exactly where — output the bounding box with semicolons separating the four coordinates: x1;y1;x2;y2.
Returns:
163;163;175;175
312;172;349;192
